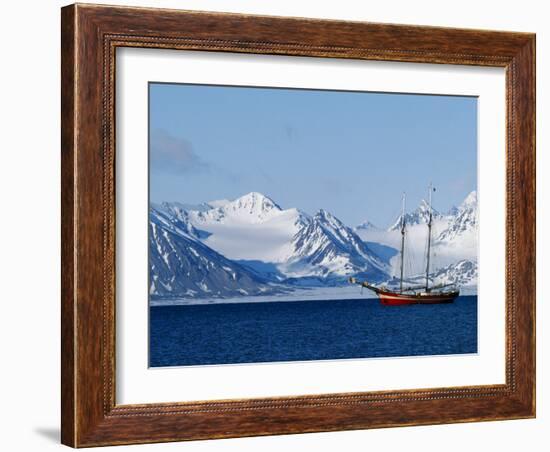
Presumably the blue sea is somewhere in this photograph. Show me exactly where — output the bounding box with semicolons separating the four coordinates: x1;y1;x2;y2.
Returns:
149;295;477;367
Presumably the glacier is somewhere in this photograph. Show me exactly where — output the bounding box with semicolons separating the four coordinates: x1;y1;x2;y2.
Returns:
149;208;286;300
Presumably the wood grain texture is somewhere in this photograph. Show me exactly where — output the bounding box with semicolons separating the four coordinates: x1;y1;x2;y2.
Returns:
60;3;536;447
60;5;76;446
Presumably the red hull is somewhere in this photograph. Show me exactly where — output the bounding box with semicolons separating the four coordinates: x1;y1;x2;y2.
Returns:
377;289;459;306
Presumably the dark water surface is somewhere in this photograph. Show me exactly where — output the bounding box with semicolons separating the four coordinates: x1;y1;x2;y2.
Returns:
149;296;477;367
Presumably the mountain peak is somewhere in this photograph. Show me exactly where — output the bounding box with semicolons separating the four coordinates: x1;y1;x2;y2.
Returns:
460;191;477;210
315;208;334;219
388;199;441;231
314;209;347;230
285;208;388;280
447;205;459;216
436;191;477;243
189;191;283;225
233;192;281;210
240;191;270;200
356;220;378;231
241;191;266;199
416;199;439;215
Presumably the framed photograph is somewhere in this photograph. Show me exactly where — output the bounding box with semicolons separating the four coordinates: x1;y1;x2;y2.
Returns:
61;3;535;447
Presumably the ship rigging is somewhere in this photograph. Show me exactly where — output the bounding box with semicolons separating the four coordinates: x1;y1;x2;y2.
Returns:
350;183;459;305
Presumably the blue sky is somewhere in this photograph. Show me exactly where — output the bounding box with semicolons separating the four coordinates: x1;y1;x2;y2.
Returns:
149;83;477;227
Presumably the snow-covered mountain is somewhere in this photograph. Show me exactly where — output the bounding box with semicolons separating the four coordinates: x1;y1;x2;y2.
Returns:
189;192;284;225
446;205;460;217
358;198;449;273
280;209;388;281
355;220;379;231
160;193;309;263
355;191;478;279
436;191;477;243
390;259;477;288
158;194;388;282
430;190;478;265
431;259;478;287
388;199;443;231
149;209;280;299
150;206;203;240
149;190;478;301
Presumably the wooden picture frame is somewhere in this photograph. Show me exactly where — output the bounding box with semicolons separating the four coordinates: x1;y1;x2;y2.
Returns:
61;3;535;447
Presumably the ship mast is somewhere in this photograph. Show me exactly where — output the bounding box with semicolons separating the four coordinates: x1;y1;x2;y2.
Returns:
425;183;434;292
399;193;406;293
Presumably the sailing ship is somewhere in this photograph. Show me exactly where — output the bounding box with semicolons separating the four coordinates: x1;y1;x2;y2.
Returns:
350;184;459;306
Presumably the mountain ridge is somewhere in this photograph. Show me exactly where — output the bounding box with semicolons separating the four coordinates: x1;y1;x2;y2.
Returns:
280;209;388;281
149;210;284;299
149;190;477;300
